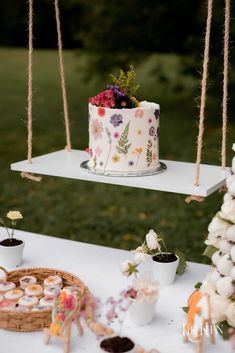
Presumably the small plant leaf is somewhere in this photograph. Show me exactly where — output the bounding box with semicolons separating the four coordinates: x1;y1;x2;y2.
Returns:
116;121;131;155
175;249;187;275
195;282;202;289
203;245;218;258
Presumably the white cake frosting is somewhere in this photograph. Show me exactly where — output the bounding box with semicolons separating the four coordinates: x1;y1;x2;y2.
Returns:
88;101;160;175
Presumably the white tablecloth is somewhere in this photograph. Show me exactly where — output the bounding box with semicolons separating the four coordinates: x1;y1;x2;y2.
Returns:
0;229;230;353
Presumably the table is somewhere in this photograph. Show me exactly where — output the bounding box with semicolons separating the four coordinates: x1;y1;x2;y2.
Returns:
0;229;230;353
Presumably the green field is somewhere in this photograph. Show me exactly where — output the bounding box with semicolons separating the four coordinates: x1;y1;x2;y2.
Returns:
0;48;234;263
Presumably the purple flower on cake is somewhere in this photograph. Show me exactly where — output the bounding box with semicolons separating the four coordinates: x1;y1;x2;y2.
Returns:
135;109;144;119
148;118;153;124
110;114;123;127
149;126;155;136
154;109;160;120
91;119;103;140
116;95;132;109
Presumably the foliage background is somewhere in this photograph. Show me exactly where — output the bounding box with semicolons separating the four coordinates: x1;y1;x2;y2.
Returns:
0;0;234;263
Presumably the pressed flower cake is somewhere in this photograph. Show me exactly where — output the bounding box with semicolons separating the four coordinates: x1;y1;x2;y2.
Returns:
87;67;161;175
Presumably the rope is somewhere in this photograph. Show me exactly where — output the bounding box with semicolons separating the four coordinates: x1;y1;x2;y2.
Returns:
27;0;33;164
54;0;72;151
194;0;213;187
21;172;42;182
221;0;230;169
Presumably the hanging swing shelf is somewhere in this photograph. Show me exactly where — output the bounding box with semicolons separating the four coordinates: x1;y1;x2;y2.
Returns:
11;149;229;197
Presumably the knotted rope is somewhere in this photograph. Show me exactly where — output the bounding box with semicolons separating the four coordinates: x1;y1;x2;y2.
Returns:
54;0;72;151
221;0;230;170
22;0;72;182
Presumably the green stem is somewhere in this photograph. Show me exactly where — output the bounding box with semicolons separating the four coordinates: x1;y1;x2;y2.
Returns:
0;219;11;240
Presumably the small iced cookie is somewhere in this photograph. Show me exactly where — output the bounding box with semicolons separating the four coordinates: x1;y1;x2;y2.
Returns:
25;284;43;297
4;289;24;303
20;276;37;290
39;297;55;307
0;282;15;294
0;299;15;311
43;286;60;298
18;296;38;309
63;286;80;297
0;268;7;283
44;276;62;288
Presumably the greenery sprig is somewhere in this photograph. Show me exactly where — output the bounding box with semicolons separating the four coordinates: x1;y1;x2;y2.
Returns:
110;65;139;99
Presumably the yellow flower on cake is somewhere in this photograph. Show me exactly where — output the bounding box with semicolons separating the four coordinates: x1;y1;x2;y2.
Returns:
112;155;120;163
7;211;23;221
50;323;61;336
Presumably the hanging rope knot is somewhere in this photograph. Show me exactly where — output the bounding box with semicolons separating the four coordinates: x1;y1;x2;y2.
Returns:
20;172;42;182
185;195;205;204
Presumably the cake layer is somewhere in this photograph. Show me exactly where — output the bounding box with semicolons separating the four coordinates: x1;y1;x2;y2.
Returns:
88;101;160;175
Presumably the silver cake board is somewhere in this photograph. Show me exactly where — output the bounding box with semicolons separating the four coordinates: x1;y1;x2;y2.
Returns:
80;160;167;177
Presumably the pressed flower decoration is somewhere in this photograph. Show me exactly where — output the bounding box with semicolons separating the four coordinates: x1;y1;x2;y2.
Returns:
89;66;139;109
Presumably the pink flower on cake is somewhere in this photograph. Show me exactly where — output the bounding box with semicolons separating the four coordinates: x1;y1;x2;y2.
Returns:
152;153;157;161
135;109;144;119
91;119;103;140
148;118;153;124
95;146;103;157
113;132;120;139
98;107;106;117
64;294;75;311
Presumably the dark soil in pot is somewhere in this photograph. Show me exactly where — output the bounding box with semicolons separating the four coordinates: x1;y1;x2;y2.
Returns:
100;336;134;353
153;253;178;263
0;238;23;247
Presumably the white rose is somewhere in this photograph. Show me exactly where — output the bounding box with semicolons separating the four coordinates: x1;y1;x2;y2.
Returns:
212;251;222;266
221;200;235;223
232;144;235;153
200;275;216;295
232;157;235;175
228;180;235;196
205;232;221;248
208;216;229;235
216;276;234;298
146;229;160;251
226;302;235;327
226;174;235;188
218;239;232;254
224;192;233;203
230;245;235;262
210;269;221;286
230;266;235;279
217;254;233;276
6;211;23;221
226;225;235;242
210;293;231;323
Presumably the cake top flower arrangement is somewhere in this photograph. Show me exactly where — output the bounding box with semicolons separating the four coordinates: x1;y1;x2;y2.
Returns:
89;65;140;109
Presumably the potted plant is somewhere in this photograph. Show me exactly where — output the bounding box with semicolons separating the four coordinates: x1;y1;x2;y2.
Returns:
0;210;24;268
131;229;186;285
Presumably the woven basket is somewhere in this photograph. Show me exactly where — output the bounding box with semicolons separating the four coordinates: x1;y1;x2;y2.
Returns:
0;267;85;332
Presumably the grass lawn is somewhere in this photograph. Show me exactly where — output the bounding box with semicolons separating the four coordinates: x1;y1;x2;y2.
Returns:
0;47;234;263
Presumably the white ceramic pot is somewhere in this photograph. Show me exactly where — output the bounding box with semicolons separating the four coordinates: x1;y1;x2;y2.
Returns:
99;337;135;353
129;298;156;326
152;253;179;285
0;240;25;268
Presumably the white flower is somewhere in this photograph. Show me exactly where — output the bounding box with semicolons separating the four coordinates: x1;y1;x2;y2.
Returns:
228;180;235;196
232;144;235;153
120;260;138;277
208;216;229;235
209;269;221;286
226;225;235;242
230;245;235;262
145;229;160;251
224;192;233;203
216;276;234;298
210;293;231;323
205;232;221;248
132;272;159;303
221;200;235;223
226;302;235;327
226;174;235;188
230;266;235;280
218;239;232;254
134;252;150;265
232;156;235;175
6;211;23;221
217;254;233;276
212;251;222;266
200;275;216;295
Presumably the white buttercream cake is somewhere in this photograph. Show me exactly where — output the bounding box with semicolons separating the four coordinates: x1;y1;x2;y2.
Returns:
87;101;160;175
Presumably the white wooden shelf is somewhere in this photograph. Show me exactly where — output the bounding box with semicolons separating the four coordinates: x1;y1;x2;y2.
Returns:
11;149;229;196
